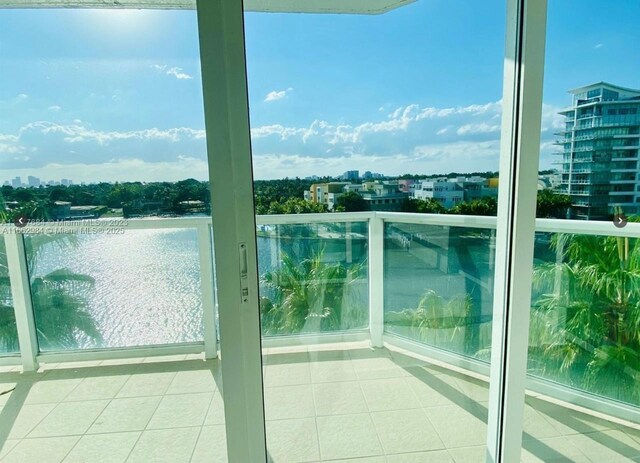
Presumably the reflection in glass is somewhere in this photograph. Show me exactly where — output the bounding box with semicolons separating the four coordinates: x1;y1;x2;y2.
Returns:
25;229;204;351
0;239;19;354
258;222;369;336
530;231;640;406
384;223;495;360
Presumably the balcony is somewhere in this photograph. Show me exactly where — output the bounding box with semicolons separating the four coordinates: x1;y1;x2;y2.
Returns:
2;213;640;462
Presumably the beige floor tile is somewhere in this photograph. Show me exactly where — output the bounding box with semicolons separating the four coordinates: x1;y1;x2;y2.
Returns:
360;378;420;411
351;357;408;380
141;355;187;364
348;348;392;360
62;431;141;463
404;374;464;408
316;413;382;461
265;385;315;421
531;399;620;436
88;396;161;433
0;439;20;460
453;376;489;403
147;393;212;429
204;391;225;425
25;378;83;404
521;405;562;441
190;425;228;463
115;372;176;398
424;403;487;449
372;409;445;454
7;403;57;439
1;436;80;463
267;417;320;463
323;458;386;463
309;360;357;383
264;363;311;388
447;445;486;463
565;429;640;462
313;381;368;416
165;370;217;395
386;450;454;462
63;376;129;402
28;400;109;437
522;436;591;462
126;427;200;463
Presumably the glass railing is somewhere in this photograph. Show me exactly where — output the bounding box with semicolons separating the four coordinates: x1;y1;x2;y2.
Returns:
529;228;640;408
0;238;19;355
256;220;369;337
23;224;206;351
383;221;495;360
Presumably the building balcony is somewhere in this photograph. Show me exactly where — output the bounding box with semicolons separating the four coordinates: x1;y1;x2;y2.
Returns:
2;213;640;462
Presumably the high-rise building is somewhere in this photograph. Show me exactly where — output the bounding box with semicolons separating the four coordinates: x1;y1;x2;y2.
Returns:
11;176;22;188
28;175;41;187
557;82;640;220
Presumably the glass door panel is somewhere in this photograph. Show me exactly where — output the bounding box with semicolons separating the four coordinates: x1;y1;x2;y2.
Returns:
244;1;506;460
522;0;640;460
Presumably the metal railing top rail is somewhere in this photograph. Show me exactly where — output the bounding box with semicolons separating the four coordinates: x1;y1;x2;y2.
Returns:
1;211;638;238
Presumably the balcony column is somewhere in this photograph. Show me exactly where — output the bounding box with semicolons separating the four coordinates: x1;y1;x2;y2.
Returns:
486;0;548;462
368;214;384;348
4;234;39;372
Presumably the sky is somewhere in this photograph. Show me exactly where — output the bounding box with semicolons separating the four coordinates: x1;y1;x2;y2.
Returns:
0;0;639;183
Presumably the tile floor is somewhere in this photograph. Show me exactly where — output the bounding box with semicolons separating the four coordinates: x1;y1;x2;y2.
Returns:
0;344;639;462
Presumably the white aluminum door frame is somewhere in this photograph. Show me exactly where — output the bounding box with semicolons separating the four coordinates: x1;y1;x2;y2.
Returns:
486;0;548;462
196;0;267;461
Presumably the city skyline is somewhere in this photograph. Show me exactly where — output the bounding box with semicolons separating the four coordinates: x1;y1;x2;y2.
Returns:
0;1;638;183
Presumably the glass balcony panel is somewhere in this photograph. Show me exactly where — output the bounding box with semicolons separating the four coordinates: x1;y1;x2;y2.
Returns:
529;231;640;408
257;221;369;336
383;222;495;361
24;227;205;351
0;238;19;355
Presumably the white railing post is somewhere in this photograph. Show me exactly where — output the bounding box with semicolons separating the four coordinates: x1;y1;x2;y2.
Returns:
198;223;218;359
4;234;39;372
368;213;384;348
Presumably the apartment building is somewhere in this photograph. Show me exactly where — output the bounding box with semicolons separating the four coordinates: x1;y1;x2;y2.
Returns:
557;82;640;219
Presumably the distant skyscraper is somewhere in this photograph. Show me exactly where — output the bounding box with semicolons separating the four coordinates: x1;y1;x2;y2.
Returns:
28;176;41;187
11;176;22;188
557;82;640;220
61;179;71;186
341;170;360;181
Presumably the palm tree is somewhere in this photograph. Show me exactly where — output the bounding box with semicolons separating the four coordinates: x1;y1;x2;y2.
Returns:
259;250;367;335
530;230;640;404
385;290;474;354
0;234;101;352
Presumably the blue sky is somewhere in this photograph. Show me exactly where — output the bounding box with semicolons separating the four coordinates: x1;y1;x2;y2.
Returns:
0;0;638;183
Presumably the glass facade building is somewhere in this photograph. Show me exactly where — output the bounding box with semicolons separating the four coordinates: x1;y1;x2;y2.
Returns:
558;82;640;220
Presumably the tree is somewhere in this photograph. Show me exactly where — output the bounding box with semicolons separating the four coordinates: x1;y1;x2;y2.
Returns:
267;198;327;215
335;192;368;212
0;235;102;351
260;250;366;335
401;198;446;214
530;229;640;403
536;190;571;218
449;197;497;216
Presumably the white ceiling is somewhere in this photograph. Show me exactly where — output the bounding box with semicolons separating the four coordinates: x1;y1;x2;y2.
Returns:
0;0;415;14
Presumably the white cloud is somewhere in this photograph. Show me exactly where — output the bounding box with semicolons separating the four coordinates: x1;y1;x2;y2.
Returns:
48;105;61;112
264;88;293;102
456;122;501;135
153;64;193;80
594;43;603;49
14;94;28;103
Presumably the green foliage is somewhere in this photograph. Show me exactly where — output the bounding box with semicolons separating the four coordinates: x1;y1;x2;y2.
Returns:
385;290;474;352
334;191;368;212
259;250;367;335
266;198;327;215
0;235;102;352
449;197;497;216
536;190;571;218
401;198;446;214
530;230;640;403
